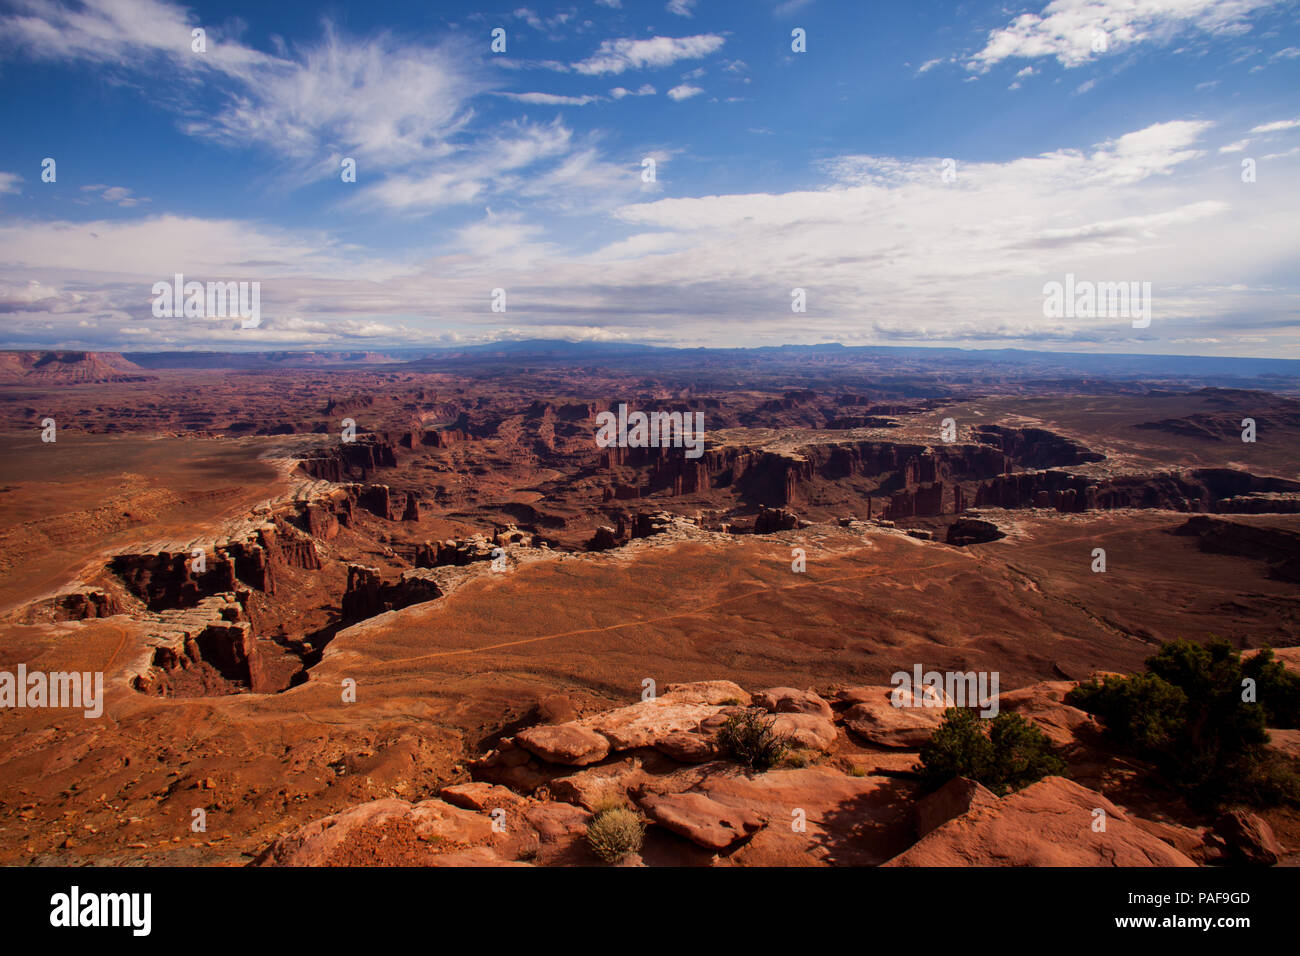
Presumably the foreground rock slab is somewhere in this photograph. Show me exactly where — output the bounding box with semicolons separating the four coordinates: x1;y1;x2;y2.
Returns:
842;685;951;748
885;777;1197;867
638;791;764;849
639;763;917;866
515;722;611;766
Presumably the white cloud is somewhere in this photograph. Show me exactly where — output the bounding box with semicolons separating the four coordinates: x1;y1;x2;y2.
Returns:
0;2;487;177
1009;65;1039;89
0;172;20;195
80;184;148;207
1251;118;1300;133
667;83;704;100
610;84;656;98
667;0;698;17
499;92;601;105
513;7;575;32
967;0;1282;71
917;57;945;73
20;116;1295;354
571;34;724;75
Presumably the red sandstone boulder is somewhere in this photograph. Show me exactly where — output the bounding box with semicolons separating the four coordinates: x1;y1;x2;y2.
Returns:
638;791;764;849
255;798;499;866
1213;810;1284;866
842;685;951;748
914;776;998;838
663;680;751;706
885;777;1197;867
994;681;1099;748
547;757;650;810
578;697;720;750
753;687;834;720
439;782;522;813
771;712;837;751
654;731;719;763
515;722;611;766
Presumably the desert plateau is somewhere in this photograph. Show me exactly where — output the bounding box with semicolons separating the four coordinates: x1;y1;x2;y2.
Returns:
0;344;1297;873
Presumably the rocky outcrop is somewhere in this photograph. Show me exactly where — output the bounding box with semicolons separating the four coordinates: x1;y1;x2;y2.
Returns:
973;425;1104;468
295;435;400;481
515;723;611;766
340;566;443;622
255;795;589;866
579;696;722;751
1174;515;1300;583
946;517;1006;547
753;687;834;720
841;685;953;748
914;776;999;838
110;522;317;607
885;777;1197;867
970;466;1300;516
26;586;125;622
752;507;801;534
132;592;274;695
331;678;1231;867
994;681;1101;749
1212;810;1284;866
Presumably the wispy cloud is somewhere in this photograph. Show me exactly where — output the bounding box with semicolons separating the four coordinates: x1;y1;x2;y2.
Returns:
570;34;724;75
79;184;149;207
498;91;601;105
1251;117;1300;133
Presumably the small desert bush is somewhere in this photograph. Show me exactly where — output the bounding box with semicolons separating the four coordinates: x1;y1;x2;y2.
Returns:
585;807;645;864
588;792;631;815
717;709;791;772
918;708;1066;796
781;748;818;769
1066;638;1300;807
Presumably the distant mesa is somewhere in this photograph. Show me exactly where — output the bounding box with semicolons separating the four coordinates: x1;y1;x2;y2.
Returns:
0;350;157;385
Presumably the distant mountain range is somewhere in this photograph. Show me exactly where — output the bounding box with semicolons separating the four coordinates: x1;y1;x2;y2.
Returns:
2;342;1300;391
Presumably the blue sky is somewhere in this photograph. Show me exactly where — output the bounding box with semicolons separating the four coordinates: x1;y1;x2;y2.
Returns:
0;0;1297;355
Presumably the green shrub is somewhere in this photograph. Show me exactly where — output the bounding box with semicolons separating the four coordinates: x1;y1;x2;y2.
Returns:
918;708;1066;796
1065;638;1300;807
717;709;790;772
1243;647;1300;728
585;807;645;864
